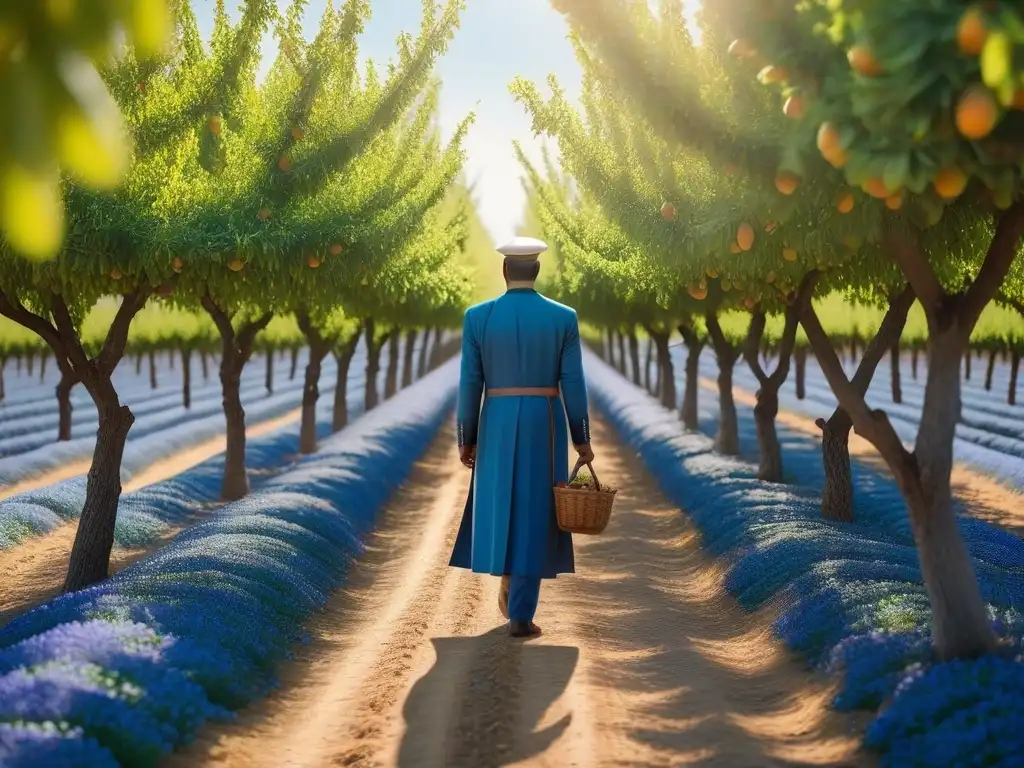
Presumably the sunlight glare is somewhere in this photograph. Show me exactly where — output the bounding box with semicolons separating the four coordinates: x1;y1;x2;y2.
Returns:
684;0;704;46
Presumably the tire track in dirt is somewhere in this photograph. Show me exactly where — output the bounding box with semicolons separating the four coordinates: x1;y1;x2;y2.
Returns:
169;417;872;768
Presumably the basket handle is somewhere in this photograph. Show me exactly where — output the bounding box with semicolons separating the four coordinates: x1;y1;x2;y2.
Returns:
568;458;602;491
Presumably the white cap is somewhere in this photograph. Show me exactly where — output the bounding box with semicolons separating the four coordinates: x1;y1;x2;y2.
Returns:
496;236;548;261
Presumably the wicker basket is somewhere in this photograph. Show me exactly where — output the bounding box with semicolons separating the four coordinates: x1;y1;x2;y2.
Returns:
554;460;616;535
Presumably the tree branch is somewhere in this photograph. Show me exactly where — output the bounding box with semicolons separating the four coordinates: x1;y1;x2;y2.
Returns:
768;301;802;389
677;321;704;351
885;229;944;321
960;201;1024;332
97;290;151;376
704;311;737;364
742;311;768;385
997;291;1024;318
237;312;274;356
0;291;68;360
201;293;236;343
850;283;916;394
48;295;92;372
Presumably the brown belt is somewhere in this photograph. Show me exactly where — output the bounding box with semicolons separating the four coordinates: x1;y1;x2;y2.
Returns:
484;386;560;485
486;386;559;397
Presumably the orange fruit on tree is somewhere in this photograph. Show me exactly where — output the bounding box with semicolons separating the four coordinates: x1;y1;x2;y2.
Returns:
816;122;847;168
171;257;183;273
836;192;855;213
863;177;890;199
729;241;742;254
728;39;755;58
764;221;776;233
660;201;677;220
278;155;293;172
783;95;804;119
885;193;903;210
758;65;788;84
329;243;343;256
291;127;304;141
956;7;988;55
110;267;122;280
737;222;755;251
848;45;881;77
706;267;718;278
208;116;222;137
743;297;757;310
307;254;321;269
688;281;708;300
775;171;799;195
1012;88;1024;110
783;247;798;262
257;207;271;221
228;259;244;272
933;166;968;199
955;86;1000;139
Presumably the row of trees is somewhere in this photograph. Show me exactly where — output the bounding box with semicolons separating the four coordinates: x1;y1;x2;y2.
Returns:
521;0;1024;661
0;1;475;593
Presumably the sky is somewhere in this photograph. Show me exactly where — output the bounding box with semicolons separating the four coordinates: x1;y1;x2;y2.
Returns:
194;0;585;245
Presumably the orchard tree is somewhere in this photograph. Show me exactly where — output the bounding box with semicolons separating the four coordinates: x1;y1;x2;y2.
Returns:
551;0;1024;660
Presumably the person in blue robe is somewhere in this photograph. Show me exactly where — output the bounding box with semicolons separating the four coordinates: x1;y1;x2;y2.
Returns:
449;236;595;638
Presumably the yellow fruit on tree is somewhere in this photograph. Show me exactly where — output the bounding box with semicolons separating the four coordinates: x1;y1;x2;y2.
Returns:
848;45;881;77
706;267;718;278
764;221;776;233
721;279;732;291
783;95;804;119
228;259;244;272
758;65;788;84
307;254;321;269
737;222;755;251
660;201;677;219
933;166;967;199
729;241;741;254
783;247;798;262
766;270;777;284
956;86;1000;139
836;192;855;213
957;8;988;56
728;39;755;58
775;172;799;195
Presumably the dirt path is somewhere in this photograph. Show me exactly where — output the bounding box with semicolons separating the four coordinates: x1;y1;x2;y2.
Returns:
711;380;1024;536
169;418;871;768
0;408;301;627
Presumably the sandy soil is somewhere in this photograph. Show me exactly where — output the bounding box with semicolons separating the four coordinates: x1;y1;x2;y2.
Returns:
169;418;871;768
0;408;301;627
710;379;1024;536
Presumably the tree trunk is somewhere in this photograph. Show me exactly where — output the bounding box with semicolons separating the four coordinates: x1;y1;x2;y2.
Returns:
794;347;806;399
849;335;858;364
705;313;740;456
964;348;972;380
417;327;431;379
265;350;274;394
984;349;997;391
648;330;676;410
148;350;157;390
219;353;251;500
168;349;175;370
627;328;642;385
616;331;627;376
890;342;902;403
428;327;444;371
299;351;324;454
402;329;418;388
677;326;704;432
817;410;855;523
181;348;192;410
911;347;919;379
201;351;210;381
63;399;135;592
753;383;783;481
365;319;381;411
605;327;614;363
643;337;654;393
56;371;75;441
39;351;48;382
1009;349;1021;405
289;347;299;380
135;353;142;376
0;357;4;402
384;331;401;400
26;352;34;377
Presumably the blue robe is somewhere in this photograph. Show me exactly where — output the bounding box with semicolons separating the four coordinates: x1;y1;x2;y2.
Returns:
449;288;591;579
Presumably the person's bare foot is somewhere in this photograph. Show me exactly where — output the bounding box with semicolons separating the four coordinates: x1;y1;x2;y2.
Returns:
508;620;542;638
498;574;510;619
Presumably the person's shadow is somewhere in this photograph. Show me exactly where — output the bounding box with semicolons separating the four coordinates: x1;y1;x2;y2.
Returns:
396;626;579;767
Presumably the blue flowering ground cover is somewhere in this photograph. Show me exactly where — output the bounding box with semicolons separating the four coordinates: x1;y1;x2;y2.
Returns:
587;350;1024;767
0;358;458;767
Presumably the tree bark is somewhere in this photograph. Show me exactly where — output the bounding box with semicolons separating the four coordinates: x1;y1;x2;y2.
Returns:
135;353;142;376
0;357;5;402
890;342;902;403
794;346;807;399
201;350;210;381
365;318;382;411
428;326;444;371
265;349;274;394
605;327;615;363
56;369;75;441
202;296;273;501
384;330;401;399
402;329;418;388
39;351;48;382
984;349;997;391
417;327;431;379
332;325;362;432
616;330;627;376
677;323;704;432
26;351;34;377
704;312;740;456
645;327;675;410
964;348;972;380
181;348;192;410
627;328;642;385
289;346;299;381
148;350;158;390
911;347;919;379
643;336;654;393
1010;349;1021;406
